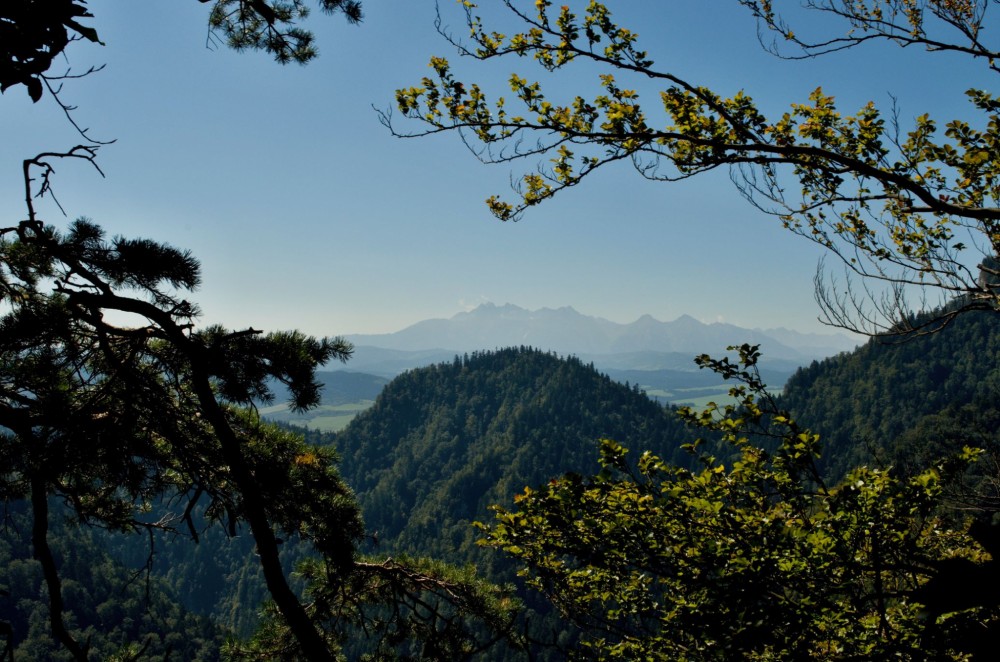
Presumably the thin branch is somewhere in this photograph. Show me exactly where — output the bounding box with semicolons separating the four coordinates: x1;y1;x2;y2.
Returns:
22;147;104;224
41;72;116;146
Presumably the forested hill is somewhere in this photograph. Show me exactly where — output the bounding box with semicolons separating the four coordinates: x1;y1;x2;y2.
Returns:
334;347;699;566
779;309;1000;478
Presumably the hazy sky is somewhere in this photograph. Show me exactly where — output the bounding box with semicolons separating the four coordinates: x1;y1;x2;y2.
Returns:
1;1;989;337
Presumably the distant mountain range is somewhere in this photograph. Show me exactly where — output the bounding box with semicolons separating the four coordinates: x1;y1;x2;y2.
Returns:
258;305;860;428
343;303;859;375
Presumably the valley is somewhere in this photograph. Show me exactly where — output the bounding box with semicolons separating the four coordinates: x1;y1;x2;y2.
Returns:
2;305;996;659
261;305;853;431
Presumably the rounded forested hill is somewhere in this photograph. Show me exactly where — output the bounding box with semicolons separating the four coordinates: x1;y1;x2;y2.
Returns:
334;346;698;566
778;309;1000;479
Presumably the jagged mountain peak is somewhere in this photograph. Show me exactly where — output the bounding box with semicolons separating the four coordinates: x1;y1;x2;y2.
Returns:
345;304;857;361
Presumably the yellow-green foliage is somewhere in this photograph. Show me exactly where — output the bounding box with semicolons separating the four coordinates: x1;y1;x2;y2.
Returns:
480;346;998;660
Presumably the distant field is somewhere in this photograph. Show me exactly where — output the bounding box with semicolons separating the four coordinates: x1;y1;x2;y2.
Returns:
260;400;375;432
259;370;780;432
641;383;781;411
672;393;734;410
638;384;732;406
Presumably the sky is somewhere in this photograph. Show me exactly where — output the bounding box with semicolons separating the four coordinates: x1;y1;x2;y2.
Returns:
0;1;991;338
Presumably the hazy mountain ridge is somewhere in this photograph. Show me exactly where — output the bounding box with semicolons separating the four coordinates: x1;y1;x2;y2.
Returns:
264;306;844;427
346;303;858;363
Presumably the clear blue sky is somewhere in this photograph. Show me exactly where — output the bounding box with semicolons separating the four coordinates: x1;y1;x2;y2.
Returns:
0;1;988;337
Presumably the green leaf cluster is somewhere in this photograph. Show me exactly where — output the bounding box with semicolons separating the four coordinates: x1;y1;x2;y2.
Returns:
480;346;997;660
387;0;1000;334
207;0;363;65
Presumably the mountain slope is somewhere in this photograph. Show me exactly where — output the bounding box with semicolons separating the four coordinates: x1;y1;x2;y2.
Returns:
334;347;700;568
346;303;857;361
778;309;1000;478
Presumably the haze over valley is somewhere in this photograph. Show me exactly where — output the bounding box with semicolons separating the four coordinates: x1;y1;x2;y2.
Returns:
261;303;858;430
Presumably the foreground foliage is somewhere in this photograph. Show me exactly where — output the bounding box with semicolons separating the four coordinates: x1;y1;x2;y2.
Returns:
0;186;363;658
229;556;521;661
390;0;1000;336
480;345;1000;660
2;3;527;658
1;0;364;104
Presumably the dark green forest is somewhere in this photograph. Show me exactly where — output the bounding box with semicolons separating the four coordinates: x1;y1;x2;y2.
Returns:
335;347;698;562
1;347;701;658
779;308;1000;479
0;502;225;661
